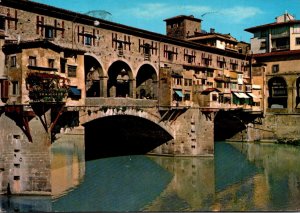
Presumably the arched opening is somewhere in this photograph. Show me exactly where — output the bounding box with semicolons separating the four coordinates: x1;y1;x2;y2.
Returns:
268;77;287;108
107;61;133;98
84;115;173;160
84;55;104;97
136;64;158;99
296;77;300;108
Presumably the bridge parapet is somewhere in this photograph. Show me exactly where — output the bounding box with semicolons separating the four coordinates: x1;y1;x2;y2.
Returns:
85;97;158;108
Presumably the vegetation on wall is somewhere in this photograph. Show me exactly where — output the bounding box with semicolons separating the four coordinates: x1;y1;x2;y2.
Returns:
26;72;70;102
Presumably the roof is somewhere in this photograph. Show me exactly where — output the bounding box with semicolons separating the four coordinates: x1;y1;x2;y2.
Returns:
164;15;202;22
0;0;246;59
245;20;300;32
253;49;300;58
188;33;238;43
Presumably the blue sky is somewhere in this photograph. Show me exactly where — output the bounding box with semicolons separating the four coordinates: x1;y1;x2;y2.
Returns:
32;0;300;42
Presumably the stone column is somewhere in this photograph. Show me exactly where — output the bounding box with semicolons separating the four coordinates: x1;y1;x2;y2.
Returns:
152;80;158;99
130;79;136;98
287;86;294;113
100;76;108;98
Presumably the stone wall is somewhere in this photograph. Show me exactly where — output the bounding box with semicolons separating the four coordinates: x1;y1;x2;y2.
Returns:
152;108;214;156
228;113;300;142
0;112;51;195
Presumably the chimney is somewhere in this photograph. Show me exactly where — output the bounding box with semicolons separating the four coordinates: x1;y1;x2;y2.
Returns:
210;28;215;33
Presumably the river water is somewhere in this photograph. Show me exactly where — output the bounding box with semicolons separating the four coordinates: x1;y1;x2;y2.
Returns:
1;140;300;212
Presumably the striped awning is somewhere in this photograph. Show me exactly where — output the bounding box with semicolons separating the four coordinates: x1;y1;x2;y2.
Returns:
174;90;184;97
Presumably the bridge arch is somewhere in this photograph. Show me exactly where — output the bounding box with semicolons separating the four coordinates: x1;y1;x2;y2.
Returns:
80;107;174;137
268;76;287;108
107;60;134;98
84;54;105;97
136;63;158;99
80;108;174;159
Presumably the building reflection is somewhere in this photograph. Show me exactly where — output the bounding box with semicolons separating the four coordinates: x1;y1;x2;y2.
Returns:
48;141;300;211
145;156;215;211
231;142;300;210
51;135;85;198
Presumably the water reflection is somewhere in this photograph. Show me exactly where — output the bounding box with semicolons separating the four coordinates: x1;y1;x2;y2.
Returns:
51;135;85;198
1;142;300;212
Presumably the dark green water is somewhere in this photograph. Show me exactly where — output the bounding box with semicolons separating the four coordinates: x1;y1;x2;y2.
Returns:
1;141;300;212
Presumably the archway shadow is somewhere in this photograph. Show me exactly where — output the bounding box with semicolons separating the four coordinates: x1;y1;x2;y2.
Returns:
84;115;173;160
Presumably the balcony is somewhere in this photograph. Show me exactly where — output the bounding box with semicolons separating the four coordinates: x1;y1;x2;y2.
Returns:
271;45;290;51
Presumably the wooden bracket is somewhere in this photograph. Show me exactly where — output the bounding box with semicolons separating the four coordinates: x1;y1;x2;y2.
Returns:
5;105;35;142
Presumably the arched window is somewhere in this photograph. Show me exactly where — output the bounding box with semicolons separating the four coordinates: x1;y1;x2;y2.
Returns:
268;77;287;108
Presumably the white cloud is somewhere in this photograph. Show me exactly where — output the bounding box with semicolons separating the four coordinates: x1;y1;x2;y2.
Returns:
127;3;171;18
125;3;263;23
220;6;263;23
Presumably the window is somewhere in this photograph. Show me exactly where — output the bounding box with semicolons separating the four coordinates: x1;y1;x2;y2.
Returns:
28;56;36;67
293;24;300;33
11;56;16;67
11;81;19;95
296;38;300;45
272;64;279;73
184;92;191;101
84;35;92;46
68;65;77;77
216;81;222;88
207;71;213;77
45;26;54;39
48;59;54;68
60;58;66;73
184;79;192;86
0;16;5;30
260;41;266;49
212;94;218;101
173;78;182;86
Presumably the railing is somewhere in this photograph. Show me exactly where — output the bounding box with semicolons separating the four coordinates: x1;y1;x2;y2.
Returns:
271;45;290;51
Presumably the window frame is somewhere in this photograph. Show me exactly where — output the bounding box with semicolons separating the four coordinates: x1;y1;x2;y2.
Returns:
10;55;17;67
28;56;37;67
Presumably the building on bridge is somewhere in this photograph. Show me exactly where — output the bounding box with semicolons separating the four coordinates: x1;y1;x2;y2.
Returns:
0;1;259;110
0;0;264;195
243;12;300;141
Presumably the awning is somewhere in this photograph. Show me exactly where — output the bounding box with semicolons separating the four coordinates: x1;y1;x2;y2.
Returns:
69;87;81;96
247;93;258;99
201;88;220;95
233;92;250;99
233;92;244;98
238;92;250;99
174;90;184;97
252;84;261;90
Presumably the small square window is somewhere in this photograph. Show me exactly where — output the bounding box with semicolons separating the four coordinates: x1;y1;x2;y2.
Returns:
296;38;300;45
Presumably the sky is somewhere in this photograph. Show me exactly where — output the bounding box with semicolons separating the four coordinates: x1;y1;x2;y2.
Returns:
32;0;300;43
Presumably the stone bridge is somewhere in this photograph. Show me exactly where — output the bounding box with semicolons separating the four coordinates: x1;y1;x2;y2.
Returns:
62;97;216;159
